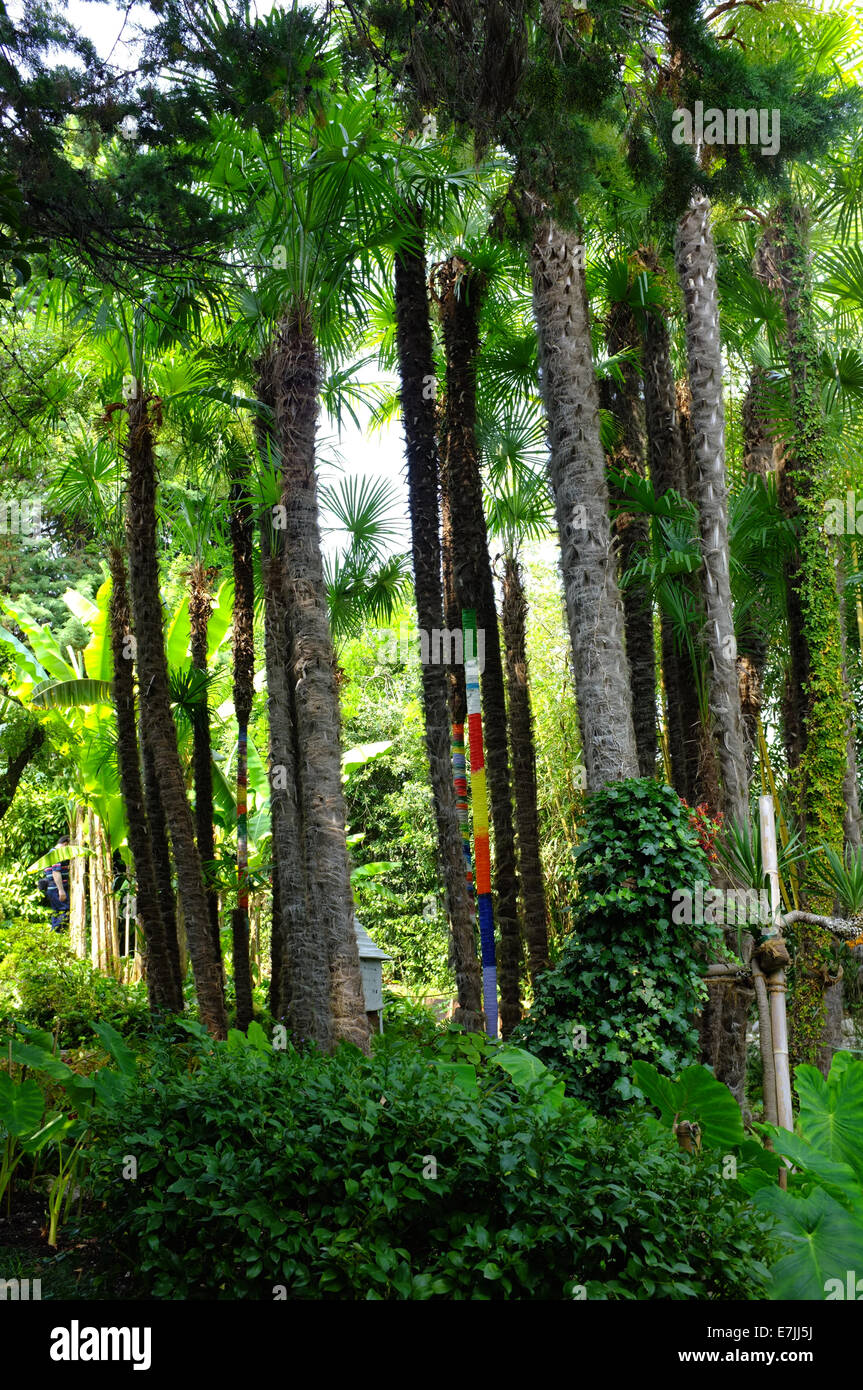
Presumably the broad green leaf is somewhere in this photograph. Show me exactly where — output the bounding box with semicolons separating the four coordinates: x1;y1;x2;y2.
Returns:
79;578;113;681
0;602;74;680
0;1074;44;1136
772;1131;863;1210
795;1052;863;1183
92;1068;129;1107
20;1113;77;1154
632;1061;746;1149
246;1020;271;1055
207;579;234;663
90;1020;137;1077
31;678;113;710
165;595;190;667
341;742;392;780
754;1184;863;1300
0;623;48;689
9;1040;76;1083
435;1061;478;1098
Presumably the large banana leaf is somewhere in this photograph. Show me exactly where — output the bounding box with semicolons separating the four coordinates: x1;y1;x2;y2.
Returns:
31;678;113;710
66;578;113;682
207;578;234;664
0;623;48;691
165;595;191;668
0;601;73;681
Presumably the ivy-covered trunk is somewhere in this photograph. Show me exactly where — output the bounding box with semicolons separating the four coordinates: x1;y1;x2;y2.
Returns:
393;223;484;1030
436;255;522;1035
529;217;639;788
761;200;860;1069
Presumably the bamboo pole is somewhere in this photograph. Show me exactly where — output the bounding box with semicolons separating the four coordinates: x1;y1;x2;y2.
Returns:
758;795;794;1134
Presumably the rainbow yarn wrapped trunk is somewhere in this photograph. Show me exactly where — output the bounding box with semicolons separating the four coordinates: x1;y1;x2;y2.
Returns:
463;607;498;1037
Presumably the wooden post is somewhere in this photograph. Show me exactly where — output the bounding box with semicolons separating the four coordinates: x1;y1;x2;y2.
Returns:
758;795;794;1134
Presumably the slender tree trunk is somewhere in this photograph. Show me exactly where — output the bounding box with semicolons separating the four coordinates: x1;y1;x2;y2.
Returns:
393;223;483;1029
139;714;182;988
229;463;256;1031
440;441;476;912
436;256;522;1035
674;196;749;830
599;297;656;776
69;805;87;959
125;389;227;1038
189;563;222;972
502;553;549;984
109;544;182;1013
642;304;692;798
0;723;44;820
529;216;639;787
259;308;369;1053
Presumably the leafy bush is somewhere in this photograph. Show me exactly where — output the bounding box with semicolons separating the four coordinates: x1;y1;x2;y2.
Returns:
0;919;150;1046
514;780;723;1110
82;1026;776;1300
742;1052;863;1299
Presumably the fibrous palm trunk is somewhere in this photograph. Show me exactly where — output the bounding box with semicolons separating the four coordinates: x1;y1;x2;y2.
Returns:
529;217;639;787
189;564;222;971
599;298;656;777
440;445;475;910
674;196;749;831
436;256;522;1035
501;552;549;984
109;544;182;1013
393;224;483;1030
259;307;369;1053
125;390;227;1038
229;464;256;1031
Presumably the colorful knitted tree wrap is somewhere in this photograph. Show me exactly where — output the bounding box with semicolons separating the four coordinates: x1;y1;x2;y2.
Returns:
237;722;249;913
463;607;498;1037
451;723;475;907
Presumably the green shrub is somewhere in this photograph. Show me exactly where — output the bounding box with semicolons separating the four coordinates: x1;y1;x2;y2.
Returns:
82;1029;776;1300
514;780;723;1110
0;919;150;1046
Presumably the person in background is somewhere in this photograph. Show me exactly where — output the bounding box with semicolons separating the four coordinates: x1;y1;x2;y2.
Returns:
45;835;71;932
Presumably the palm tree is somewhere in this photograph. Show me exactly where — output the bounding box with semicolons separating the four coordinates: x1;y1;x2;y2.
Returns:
433;251;522;1034
393;214;484;1030
529;211;640;788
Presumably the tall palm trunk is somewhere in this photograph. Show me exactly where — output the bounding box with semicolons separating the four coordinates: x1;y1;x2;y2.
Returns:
599;297;656;776
124;390;227;1038
440;446;475;908
109;544;182;1013
259;308;369;1053
393;223;483;1030
229;464;255;1031
641;303;695;799
529;216;639;787
436;256;522;1035
188;563;222;970
501;552;549;984
674;196;749;830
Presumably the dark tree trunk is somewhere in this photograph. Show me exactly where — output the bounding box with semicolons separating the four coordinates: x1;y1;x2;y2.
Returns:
109;545;182;1014
189;564;222;971
393;224;483;1030
0;722;44;821
599;298;656;777
259;308;370;1053
642;304;693;799
502;553;549;984
435;255;522;1035
229;462;256;1031
139;713;181;986
124;390;227;1039
440;418;475;921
